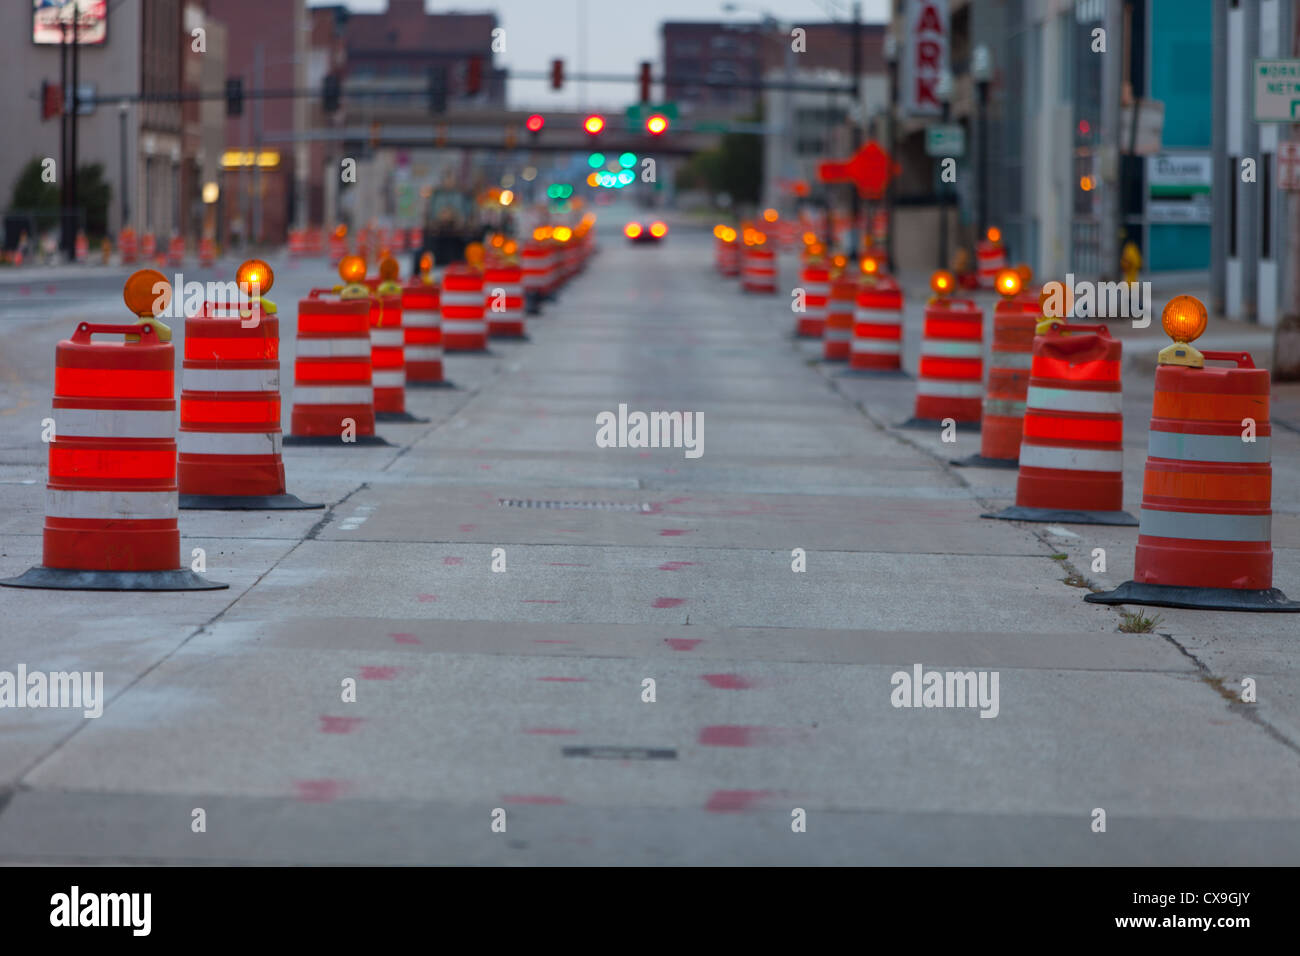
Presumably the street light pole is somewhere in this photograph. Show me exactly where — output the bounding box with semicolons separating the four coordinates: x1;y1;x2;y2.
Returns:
936;69;952;271
119;102;129;231
849;1;862;259
884;29;898;272
972;44;992;238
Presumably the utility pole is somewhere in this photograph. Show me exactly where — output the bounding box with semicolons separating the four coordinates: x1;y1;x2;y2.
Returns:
1098;0;1122;280
1210;0;1228;317
1241;10;1259;323
59;15;70;260
884;29;898;272
849;1;862;258
70;0;80;254
1278;3;1300;380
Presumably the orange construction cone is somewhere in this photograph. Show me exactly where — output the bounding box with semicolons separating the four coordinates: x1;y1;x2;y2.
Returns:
953;267;1041;467
983;321;1136;525
284;255;389;446
0;271;226;591
178;260;322;510
898;270;982;431
1088;296;1298;611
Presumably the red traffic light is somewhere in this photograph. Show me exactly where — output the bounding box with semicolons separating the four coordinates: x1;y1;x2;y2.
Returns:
584;114;605;135
645;113;669;135
525;114;545;133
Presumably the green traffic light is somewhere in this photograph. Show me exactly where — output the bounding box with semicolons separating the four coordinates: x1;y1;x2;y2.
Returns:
619;152;636;168
587;153;605;169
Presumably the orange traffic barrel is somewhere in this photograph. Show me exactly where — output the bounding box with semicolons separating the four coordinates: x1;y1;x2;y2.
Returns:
440;264;488;351
983;322;1136;525
899;274;982;430
976;233;1005;289
741;244;776;293
328;230;347;264
408;227;422;248
141;232;157;260
74;231;89;262
167;235;185;267
823;275;857;361
0;273;226;591
953;269;1040;467
284;256;388;446
1088;297;1298;611
119;227;138;265
198;237;216;267
484;262;527;339
796;262;829;338
522;241;552;309
849;276;904;374
402;273;449;388
365;258;424;422
288;229;306;258
178;262;321;510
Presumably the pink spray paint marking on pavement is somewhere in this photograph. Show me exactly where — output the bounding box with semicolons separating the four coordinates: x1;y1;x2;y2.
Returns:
698;725;793;747
294;779;347;803
416;594;438;602
665;638;701;651
659;529;691;536
443;556;464;565
702;673;756;690
360;666;400;680
319;716;364;734
653;597;686;608
658;561;695;571
524;727;579;735
705;790;774;813
390;633;421;645
537;676;588;682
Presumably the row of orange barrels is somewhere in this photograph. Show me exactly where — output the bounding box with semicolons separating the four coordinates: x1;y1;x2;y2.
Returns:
119;232;219;268
708;246;1297;615
0;239;595;594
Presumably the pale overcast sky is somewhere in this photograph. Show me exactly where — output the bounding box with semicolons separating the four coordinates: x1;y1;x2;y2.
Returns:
308;0;889;111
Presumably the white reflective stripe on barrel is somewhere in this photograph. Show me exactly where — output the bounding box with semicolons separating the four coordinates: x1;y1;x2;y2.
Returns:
803;282;830;296
371;328;404;346
296;338;370;357
916;379;983;397
1147;430;1272;464
1138;508;1271;542
920;339;982;358
487;284;524;297
183;367;279;392
442;320;486;334
852;339;902;354
989;351;1033;368
372;371;406;388
46;489;178;520
179;431;282;456
856;307;902;322
984;399;1027;416
293;386;373;405
404;313;439;328
1018;444;1123;472
1026;385;1123;414
406;347;442;360
824;327;852;341
441;290;485;307
53;407;175;439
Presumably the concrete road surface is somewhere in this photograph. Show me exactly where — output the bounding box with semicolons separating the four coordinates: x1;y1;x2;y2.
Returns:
0;220;1297;864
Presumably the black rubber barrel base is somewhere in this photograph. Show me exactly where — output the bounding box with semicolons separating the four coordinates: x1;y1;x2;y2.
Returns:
179;493;324;511
1086;581;1300;612
838;367;911;379
406;379;456;390
283;434;392;447
896;417;981;433
0;567;228;591
376;411;431;423
981;504;1138;526
489;333;531;341
951;454;1018;469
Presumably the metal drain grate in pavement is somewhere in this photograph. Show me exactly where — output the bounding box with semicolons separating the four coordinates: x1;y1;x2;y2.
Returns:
497;498;652;513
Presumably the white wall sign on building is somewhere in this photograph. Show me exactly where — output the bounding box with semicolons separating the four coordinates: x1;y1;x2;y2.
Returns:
1253;59;1300;122
901;0;948;117
1147;153;1211;223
